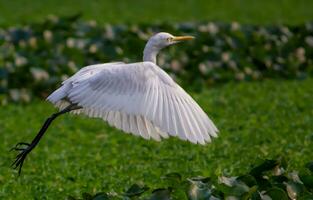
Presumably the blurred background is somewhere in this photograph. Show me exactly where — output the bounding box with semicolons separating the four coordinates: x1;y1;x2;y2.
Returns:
1;0;313;103
0;0;313;199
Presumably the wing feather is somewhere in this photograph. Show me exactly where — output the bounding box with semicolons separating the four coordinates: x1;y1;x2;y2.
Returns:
121;113;130;133
144;119;161;141
136;115;149;139
183;99;205;142
164;87;178;137
161;84;169;133
47;61;218;144
177;96;200;144
170;91;187;141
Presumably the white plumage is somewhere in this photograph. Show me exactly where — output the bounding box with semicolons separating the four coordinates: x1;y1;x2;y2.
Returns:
47;32;218;144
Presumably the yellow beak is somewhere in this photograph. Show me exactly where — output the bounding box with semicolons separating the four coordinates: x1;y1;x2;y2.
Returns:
172;36;195;42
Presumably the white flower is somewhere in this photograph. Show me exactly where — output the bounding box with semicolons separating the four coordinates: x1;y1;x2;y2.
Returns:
198;22;219;34
105;24;114;40
76;39;86;49
9;89;30;102
295;47;306;63
280;35;288;43
228;61;237;71
30;68;49;81
88;20;97;27
252;71;261;80
207;22;219;34
43;30;53;42
29;37;37;48
221;52;230;62
305;36;313;47
18;40;26;48
137;31;149;40
244;67;252;75
20;89;30;102
68;61;77;72
89;44;98;53
157;54;166;66
235;72;245;81
9;89;20;101
66;38;75;48
231;21;240;31
47;15;59;23
170;60;181;72
115;46;123;55
198;63;208;74
61;75;69;82
202;45;209;53
15;56;28;67
280;26;292;37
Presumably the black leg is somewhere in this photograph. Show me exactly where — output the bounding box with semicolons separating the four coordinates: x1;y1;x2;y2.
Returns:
11;104;81;175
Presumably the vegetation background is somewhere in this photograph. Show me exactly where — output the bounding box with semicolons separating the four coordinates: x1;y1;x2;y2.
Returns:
1;0;313;25
0;0;312;199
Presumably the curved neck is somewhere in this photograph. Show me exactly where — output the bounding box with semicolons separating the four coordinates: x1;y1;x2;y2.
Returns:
143;43;160;64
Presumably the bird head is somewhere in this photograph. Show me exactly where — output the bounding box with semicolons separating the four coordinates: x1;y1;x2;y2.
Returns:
143;32;194;63
147;32;195;49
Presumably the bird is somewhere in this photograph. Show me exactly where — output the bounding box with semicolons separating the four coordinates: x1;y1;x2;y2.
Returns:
11;32;218;175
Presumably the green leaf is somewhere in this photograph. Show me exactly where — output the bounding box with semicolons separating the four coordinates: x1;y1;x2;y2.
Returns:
149;188;171;200
124;184;149;197
237;175;257;187
279;156;288;170
189;177;212;184
92;193;110;200
82;192;93;200
286;181;304;199
270;175;289;184
265;187;289;200
241;186;261;200
187;177;213;200
162;172;183;188
217;176;250;197
299;195;313;200
305;162;313;173
300;175;313;189
249;159;279;177
162;172;182;181
67;196;77;200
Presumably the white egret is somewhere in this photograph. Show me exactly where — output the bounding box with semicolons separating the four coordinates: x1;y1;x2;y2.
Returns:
11;32;218;174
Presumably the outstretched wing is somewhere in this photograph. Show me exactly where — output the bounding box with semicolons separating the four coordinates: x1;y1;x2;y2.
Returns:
47;61;218;144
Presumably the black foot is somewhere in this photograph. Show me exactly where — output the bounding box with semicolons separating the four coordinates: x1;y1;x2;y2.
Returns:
11;142;32;175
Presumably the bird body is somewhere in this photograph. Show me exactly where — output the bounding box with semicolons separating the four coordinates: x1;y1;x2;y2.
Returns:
12;32;218;174
47;61;218;144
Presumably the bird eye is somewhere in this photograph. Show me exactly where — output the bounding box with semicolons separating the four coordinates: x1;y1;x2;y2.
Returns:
167;37;173;42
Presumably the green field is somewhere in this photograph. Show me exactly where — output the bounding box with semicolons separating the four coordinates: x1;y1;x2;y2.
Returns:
0;78;312;199
0;0;313;26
